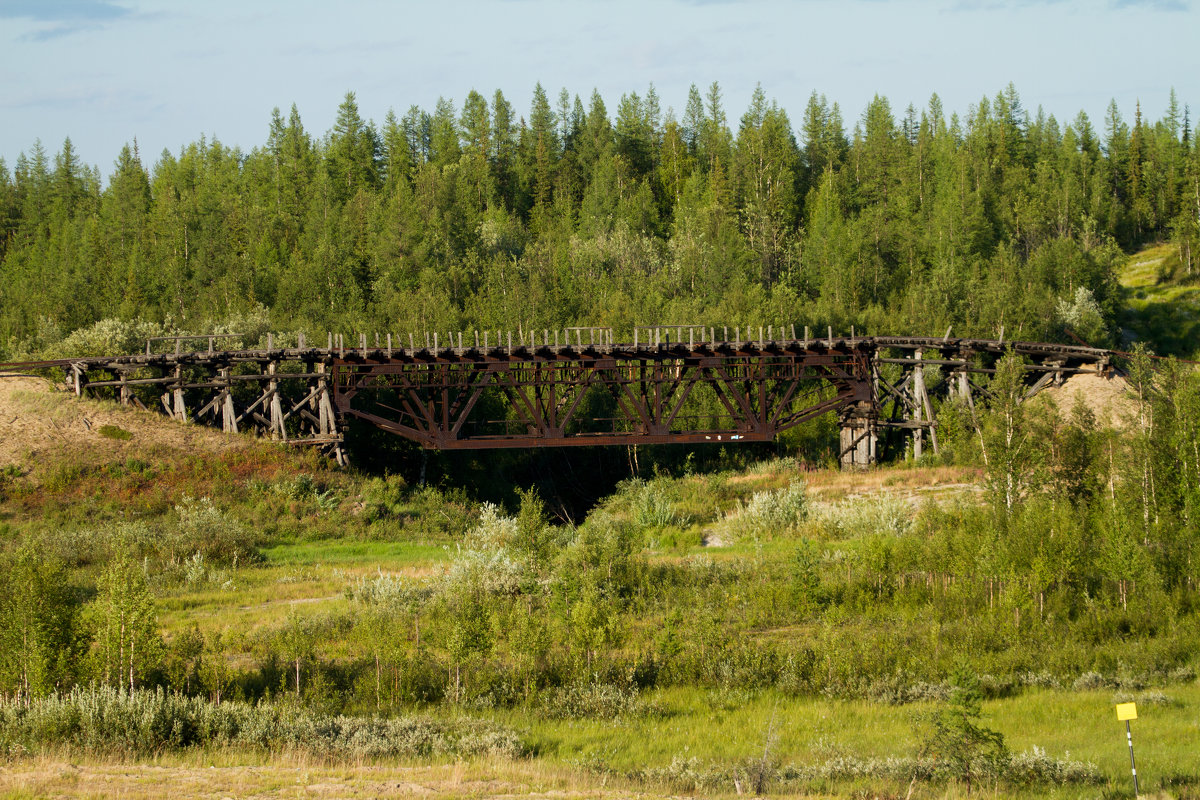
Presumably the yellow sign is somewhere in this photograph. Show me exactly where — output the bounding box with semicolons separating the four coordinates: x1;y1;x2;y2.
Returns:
1116;702;1138;721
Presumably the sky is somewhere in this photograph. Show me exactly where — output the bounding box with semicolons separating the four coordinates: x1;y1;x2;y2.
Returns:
0;0;1196;177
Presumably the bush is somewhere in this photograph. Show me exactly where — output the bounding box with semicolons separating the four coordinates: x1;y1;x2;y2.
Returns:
0;686;523;758
538;682;645;719
725;482;808;539
633;481;680;529
166;496;262;565
811;491;912;539
51;318;177;359
97;425;133;441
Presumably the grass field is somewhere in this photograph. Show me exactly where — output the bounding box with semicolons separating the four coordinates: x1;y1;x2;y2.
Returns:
1;686;1195;798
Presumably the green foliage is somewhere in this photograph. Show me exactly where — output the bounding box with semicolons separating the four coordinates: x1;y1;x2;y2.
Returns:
810;491;911;539
96;424;132;441
50;317;176;359
93;551;161;691
632;480;679;529
538;681;644;720
0;548;85;700
922;664;1008;793
725;481;808;539
169;495;261;566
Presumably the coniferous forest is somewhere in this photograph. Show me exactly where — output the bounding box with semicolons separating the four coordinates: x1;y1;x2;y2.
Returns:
1;82;1198;358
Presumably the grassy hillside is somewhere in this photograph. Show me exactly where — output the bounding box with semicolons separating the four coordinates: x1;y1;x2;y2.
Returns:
1118;242;1200;359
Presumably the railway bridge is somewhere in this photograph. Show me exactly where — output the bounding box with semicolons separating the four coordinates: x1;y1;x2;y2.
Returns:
0;326;1114;468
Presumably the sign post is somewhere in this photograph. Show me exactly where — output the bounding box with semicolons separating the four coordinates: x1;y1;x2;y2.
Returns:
1116;702;1139;797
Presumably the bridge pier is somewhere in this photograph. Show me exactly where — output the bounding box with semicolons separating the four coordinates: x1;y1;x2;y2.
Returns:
839;401;877;469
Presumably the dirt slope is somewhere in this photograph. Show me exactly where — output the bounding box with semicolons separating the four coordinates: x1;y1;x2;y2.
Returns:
0;374;250;482
1037;371;1136;428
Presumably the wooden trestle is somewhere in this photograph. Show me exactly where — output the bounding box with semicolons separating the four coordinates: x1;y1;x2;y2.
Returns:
0;328;1114;468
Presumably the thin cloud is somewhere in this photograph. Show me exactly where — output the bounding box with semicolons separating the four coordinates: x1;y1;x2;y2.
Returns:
0;0;131;22
1112;0;1188;8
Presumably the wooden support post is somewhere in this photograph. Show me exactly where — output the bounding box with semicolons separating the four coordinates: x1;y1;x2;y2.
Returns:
219;368;238;434
269;361;285;441
172;365;188;424
913;349;925;460
119;370;130;406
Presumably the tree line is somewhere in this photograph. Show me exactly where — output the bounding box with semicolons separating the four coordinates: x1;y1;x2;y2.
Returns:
1;83;1197;359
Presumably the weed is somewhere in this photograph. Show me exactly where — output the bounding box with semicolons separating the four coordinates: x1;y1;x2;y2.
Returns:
97;424;133;441
632;481;680;529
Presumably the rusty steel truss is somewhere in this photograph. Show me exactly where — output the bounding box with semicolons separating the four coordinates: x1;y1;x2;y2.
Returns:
0;327;1116;467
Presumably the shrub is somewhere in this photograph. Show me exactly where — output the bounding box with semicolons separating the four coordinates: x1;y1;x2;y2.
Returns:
1004;747;1102;785
51;318;177;359
538;682;645;719
1071;671;1113;691
812;491;912;539
166;496;262;565
633;481;679;529
346;573;431;611
0;686;523;758
725;482;808;539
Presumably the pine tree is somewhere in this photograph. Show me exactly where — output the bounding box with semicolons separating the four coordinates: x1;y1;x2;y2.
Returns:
328;91;380;203
923;663;1008;793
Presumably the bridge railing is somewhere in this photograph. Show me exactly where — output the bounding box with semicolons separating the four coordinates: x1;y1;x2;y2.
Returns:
145;334;244;356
